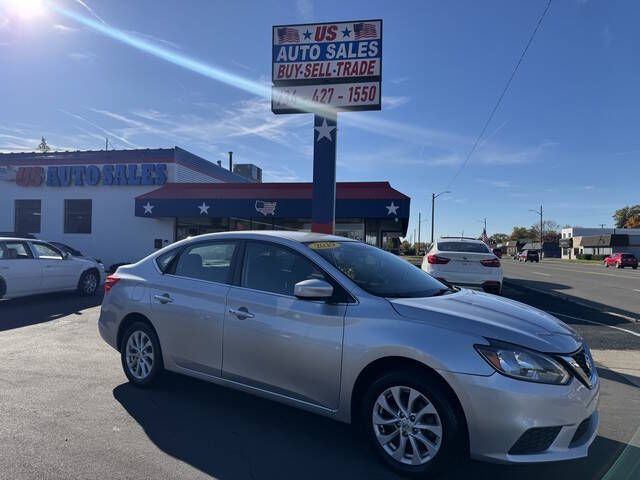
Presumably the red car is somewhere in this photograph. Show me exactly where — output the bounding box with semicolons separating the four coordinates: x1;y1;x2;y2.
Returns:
604;253;638;269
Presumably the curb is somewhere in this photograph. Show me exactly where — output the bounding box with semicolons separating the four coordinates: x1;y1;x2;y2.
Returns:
504;279;640;323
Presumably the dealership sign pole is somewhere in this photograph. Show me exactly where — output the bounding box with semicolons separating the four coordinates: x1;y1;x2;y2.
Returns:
272;19;382;234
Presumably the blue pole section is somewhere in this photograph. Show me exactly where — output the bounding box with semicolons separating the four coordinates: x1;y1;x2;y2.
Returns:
311;114;337;234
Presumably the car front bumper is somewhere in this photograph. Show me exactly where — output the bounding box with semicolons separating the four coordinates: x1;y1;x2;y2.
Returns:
439;368;599;463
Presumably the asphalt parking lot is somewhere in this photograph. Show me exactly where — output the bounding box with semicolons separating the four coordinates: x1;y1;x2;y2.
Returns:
0;289;639;480
503;258;640;320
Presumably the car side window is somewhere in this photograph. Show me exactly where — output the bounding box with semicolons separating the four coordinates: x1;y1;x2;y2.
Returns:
155;249;179;273
32;243;63;260
0;241;34;260
242;242;327;296
173;242;236;284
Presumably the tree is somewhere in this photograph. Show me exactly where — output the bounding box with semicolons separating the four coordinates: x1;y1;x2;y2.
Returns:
37;136;50;153
489;233;509;245
510;226;530;241
613;205;640;228
530;220;560;243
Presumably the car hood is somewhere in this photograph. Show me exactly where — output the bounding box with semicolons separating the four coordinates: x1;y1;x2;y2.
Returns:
390;289;582;354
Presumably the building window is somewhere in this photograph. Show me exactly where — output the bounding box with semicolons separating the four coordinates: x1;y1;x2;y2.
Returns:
64;199;92;234
14;200;41;234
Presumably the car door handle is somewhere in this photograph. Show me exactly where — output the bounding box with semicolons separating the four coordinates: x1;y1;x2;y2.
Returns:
229;307;254;320
154;293;174;304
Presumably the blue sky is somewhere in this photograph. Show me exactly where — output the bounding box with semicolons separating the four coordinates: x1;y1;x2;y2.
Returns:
0;0;638;239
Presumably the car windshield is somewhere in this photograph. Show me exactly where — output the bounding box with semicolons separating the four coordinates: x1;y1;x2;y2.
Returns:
307;241;448;298
437;241;490;253
53;243;83;256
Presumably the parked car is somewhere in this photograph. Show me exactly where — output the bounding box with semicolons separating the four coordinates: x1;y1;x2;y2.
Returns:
0;237;104;300
604;253;638;269
422;237;503;294
99;231;598;477
49;241;106;274
518;250;540;263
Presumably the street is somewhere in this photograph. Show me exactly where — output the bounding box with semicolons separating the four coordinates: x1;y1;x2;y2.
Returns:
503;259;640;321
0;288;639;480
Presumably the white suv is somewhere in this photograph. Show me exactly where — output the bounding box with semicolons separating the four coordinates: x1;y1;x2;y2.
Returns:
422;237;503;294
0;238;104;300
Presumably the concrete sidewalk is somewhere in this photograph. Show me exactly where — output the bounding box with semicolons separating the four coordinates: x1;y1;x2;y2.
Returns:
593;349;640;388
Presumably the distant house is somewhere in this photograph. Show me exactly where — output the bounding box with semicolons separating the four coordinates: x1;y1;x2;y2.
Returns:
506;239;533;257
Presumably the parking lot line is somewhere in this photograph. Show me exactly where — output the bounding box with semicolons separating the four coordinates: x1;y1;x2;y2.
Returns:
549;311;640;338
531;271;551;276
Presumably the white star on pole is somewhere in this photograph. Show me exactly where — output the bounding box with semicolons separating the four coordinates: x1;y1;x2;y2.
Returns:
315;119;336;142
142;202;154;215
198;202;210;215
386;202;399;216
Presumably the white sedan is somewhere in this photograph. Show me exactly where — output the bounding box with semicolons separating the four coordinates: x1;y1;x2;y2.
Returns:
422;237;503;294
0;238;104;300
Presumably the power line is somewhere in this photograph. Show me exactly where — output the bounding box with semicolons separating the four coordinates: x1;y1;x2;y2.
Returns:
446;0;553;189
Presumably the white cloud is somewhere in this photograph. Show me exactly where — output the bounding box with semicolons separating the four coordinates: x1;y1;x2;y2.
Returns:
296;0;314;21
477;178;512;188
53;24;77;33
382;96;410;110
68;52;97;62
71;0;107;25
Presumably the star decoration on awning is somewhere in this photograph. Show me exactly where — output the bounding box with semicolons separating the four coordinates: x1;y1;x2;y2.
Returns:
198;202;210;215
386;202;399;216
315;119;336;142
142;202;154;215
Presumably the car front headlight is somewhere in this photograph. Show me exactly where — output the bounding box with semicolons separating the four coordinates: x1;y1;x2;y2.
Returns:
475;341;571;385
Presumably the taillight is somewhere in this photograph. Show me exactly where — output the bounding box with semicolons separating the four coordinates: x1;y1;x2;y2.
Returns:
481;258;501;267
427;255;450;265
104;275;121;294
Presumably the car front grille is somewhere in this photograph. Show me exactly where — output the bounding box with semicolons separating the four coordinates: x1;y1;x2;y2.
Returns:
562;347;596;388
509;426;562;455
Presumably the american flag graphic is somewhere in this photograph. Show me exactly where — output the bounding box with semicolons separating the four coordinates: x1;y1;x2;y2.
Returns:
353;22;378;40
480;228;490;245
277;27;300;44
255;201;277;216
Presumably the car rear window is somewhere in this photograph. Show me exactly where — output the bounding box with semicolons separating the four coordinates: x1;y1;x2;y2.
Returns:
437;242;490;253
622;254;636;260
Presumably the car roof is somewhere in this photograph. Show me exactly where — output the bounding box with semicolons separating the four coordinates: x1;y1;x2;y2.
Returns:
0;237;34;242
178;230;357;244
437;237;484;243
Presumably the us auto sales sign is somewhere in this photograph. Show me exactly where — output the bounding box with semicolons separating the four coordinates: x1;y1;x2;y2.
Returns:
271;19;382;114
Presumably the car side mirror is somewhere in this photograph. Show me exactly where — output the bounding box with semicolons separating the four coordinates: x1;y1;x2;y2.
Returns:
294;279;334;300
62;252;70;260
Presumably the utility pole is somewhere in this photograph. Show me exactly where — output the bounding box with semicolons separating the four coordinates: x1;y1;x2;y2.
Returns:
529;205;543;260
418;212;421;249
431;191;451;243
105;137;109;151
599;223;605;229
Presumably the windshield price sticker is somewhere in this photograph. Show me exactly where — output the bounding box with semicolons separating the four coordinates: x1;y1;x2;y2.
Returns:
308;242;340;250
272;82;380;113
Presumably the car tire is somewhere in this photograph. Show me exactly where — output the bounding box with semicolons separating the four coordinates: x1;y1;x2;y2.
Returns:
77;270;99;296
0;277;6;300
361;370;465;478
120;321;163;387
634;266;638;270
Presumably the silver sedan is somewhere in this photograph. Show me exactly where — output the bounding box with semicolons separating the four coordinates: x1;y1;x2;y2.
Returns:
98;231;599;477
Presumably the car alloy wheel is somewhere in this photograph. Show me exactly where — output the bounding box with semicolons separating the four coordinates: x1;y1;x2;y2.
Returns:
372;386;443;466
83;272;98;295
125;330;155;380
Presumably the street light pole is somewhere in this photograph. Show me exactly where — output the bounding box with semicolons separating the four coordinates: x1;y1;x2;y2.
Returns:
431;191;451;243
418;212;421;248
529;205;543;260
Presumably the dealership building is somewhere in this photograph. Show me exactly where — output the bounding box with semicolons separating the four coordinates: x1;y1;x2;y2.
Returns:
0;148;410;268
